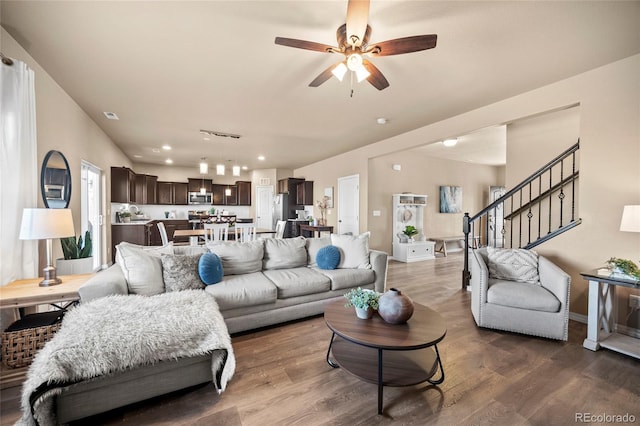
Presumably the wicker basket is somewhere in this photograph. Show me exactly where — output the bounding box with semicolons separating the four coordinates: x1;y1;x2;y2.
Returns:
2;312;63;369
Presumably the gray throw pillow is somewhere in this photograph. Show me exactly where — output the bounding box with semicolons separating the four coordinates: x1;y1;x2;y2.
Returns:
263;236;307;270
207;240;264;275
330;232;372;269
487;247;540;284
161;254;205;292
306;236;331;266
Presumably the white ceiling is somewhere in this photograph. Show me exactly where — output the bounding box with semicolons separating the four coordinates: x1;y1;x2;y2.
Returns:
2;1;639;171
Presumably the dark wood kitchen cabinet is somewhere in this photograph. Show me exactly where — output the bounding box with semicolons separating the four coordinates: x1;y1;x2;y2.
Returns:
111;167;136;203
157;182;188;205
236;181;251;205
188;178;213;193
296;181;314;205
135;174;157;205
277;178;304;195
148;219;190;246
111;223;152;261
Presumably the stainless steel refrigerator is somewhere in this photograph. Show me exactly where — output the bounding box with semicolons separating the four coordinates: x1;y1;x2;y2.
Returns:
273;193;304;237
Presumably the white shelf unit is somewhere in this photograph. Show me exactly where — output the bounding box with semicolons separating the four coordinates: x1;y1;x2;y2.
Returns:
392;194;435;262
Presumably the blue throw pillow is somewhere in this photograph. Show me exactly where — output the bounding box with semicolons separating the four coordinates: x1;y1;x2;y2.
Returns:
317;245;341;270
198;252;224;285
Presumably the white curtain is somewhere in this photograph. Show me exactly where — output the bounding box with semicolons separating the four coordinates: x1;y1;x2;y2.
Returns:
0;57;38;287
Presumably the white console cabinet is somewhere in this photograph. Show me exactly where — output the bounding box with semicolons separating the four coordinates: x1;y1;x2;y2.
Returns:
392;194;435;262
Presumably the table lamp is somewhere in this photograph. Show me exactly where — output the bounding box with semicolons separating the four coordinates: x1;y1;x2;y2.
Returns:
19;208;75;286
620;205;640;233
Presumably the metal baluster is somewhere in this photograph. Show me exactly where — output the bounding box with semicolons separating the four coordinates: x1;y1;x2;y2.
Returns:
537;176;542;240
571;150;576;223
548;167;553;235
558;159;565;228
526;181;533;245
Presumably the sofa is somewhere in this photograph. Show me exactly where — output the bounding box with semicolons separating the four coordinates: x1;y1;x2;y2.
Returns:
44;234;387;422
469;247;570;341
80;234;388;333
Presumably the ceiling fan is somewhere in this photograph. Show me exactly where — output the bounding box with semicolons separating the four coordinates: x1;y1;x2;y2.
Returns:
274;0;437;91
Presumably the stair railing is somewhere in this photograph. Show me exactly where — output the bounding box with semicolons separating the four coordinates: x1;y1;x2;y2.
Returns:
462;140;581;288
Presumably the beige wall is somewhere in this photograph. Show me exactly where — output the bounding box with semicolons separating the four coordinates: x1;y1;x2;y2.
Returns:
368;152;502;254
296;54;640;322
3;29;130;268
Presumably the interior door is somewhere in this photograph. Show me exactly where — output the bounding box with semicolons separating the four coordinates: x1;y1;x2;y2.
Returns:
81;161;102;270
255;185;274;230
337;174;359;235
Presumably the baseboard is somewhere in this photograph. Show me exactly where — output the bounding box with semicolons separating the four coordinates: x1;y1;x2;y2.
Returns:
568;312;640;338
569;312;587;324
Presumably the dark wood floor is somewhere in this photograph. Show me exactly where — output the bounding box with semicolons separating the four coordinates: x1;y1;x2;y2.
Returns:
2;253;639;425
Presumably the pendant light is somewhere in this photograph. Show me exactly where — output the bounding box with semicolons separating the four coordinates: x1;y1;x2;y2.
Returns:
200;158;208;194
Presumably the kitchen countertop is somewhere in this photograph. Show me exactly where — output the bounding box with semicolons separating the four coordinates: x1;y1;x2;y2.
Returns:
112;220;153;225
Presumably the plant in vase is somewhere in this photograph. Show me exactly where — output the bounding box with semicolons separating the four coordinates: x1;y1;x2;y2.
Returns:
57;230;93;275
344;287;379;319
315;196;330;226
403;225;418;243
606;257;640;282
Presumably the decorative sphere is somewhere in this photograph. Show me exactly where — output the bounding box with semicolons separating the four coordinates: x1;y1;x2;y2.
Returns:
378;288;414;324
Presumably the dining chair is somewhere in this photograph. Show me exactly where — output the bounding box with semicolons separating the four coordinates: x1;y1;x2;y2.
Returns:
157;222;169;246
274;220;287;239
235;223;257;242
204;223;229;243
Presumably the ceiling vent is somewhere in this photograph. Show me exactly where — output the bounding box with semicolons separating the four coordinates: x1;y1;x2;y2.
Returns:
103;111;119;120
200;129;241;139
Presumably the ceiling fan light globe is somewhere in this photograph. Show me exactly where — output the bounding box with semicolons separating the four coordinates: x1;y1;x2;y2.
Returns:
355;67;370;83
346;53;363;71
332;62;348;81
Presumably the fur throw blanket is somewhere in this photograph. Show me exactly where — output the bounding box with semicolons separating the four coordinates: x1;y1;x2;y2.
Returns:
18;290;235;426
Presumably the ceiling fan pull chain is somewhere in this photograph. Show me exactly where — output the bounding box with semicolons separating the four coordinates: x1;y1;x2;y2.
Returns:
350;71;355;98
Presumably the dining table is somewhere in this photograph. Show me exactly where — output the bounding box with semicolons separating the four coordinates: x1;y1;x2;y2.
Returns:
173;227;276;245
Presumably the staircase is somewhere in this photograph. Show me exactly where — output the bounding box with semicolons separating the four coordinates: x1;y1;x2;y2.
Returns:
462;140;581;288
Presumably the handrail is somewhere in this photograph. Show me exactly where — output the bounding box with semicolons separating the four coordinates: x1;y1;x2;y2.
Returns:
462;139;581;289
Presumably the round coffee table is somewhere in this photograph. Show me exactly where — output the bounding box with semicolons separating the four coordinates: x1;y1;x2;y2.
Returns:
324;298;447;414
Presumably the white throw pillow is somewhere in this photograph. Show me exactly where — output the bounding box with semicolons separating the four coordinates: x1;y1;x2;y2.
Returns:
330;232;371;269
487;247;539;284
116;242;174;295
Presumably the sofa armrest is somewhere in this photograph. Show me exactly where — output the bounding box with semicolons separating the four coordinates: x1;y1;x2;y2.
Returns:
469;249;489;324
370;250;388;293
78;264;129;302
538;256;571;310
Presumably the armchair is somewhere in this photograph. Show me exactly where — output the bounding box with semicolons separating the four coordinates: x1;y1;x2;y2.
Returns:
470;247;570;341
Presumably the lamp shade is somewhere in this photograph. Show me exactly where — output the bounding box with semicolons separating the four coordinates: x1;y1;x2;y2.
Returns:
620;205;640;232
19;208;75;240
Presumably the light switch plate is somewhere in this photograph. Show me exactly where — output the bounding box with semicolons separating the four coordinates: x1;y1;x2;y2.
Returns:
373;210;381;217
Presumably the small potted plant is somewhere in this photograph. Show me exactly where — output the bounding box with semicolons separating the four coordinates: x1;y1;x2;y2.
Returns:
57;230;93;275
344;287;380;319
120;211;131;223
606;257;640;282
403;225;419;243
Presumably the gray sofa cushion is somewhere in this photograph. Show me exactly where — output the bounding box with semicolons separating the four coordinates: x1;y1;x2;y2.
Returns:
263;267;331;299
207;240;264;275
262;237;307;270
487;279;560;312
306;236;331;266
316;268;376;291
204;272;276;310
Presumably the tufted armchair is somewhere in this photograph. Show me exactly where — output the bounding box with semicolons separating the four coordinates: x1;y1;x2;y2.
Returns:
470;247;571;341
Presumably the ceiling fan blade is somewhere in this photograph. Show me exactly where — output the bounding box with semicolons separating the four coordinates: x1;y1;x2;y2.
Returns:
309;63;338;87
275;37;336;53
362;59;389;90
369;34;437;56
346;0;370;47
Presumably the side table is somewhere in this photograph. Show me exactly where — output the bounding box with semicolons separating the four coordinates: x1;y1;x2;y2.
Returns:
581;270;640;359
1;273;94;388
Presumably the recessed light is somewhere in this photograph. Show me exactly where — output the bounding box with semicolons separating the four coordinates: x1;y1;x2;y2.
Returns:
242;166;248;170
162;144;171;151
133;154;143;159
258;155;265;161
443;138;458;147
165;159;173;164
203;137;211;141
103;111;119;120
376;117;387;125
152;148;161;153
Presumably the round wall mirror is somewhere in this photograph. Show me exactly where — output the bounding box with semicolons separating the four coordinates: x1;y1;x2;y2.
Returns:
41;150;71;208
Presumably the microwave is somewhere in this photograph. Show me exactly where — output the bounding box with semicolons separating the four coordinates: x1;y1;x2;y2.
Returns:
44;185;65;200
188;192;213;205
